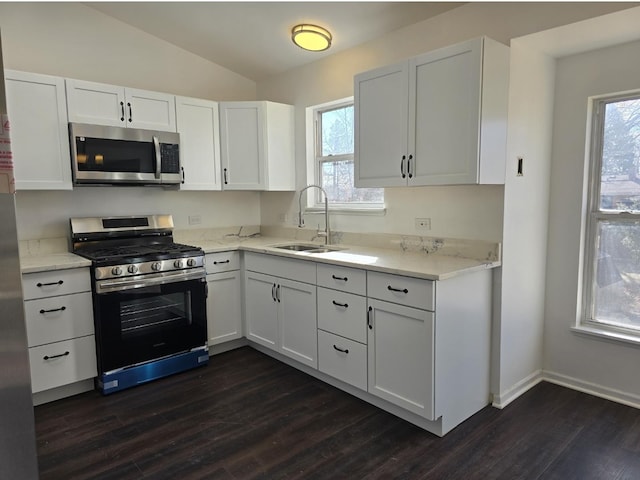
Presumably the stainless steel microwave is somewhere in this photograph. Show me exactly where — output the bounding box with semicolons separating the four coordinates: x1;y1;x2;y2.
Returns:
69;123;181;186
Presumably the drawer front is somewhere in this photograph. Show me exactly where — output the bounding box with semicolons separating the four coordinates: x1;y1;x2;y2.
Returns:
22;268;91;300
29;335;97;393
318;330;367;391
205;251;240;274
317;287;367;343
317;263;366;295
24;292;94;347
367;271;434;311
244;252;316;284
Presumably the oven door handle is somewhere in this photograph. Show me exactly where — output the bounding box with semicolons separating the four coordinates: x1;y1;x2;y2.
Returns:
96;269;205;294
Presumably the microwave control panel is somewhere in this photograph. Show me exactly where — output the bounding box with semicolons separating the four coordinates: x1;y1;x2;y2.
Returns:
160;144;180;174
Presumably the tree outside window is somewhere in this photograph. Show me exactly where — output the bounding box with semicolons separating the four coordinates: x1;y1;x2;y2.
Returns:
586;96;640;331
316;103;383;206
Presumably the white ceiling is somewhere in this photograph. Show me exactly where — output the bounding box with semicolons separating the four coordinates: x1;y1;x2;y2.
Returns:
85;2;463;82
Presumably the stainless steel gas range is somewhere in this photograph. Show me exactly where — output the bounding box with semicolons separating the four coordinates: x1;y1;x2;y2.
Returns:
70;214;208;394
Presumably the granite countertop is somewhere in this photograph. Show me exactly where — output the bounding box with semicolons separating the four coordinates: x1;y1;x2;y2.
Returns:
19;231;501;281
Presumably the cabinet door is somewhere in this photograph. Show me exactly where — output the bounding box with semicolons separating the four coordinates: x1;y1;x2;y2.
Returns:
409;39;482;186
66;78;126;127
176;96;221;190
126;88;176;132
278;278;317;368
206;271;242;346
244;271;278;350
219;102;265;190
367;298;435;419
5;71;72;190
354;61;409;188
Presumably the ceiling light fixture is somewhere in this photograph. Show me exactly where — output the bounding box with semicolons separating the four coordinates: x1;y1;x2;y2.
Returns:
291;24;332;52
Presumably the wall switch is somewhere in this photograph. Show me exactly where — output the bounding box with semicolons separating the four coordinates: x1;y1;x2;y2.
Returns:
188;215;201;225
415;217;431;231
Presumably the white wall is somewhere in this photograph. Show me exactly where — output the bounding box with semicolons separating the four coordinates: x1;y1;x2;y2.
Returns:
0;3;261;240
257;2;629;242
493;43;556;406
544;39;640;405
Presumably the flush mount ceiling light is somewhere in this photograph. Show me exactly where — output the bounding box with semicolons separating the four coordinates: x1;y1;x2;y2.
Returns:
291;24;332;52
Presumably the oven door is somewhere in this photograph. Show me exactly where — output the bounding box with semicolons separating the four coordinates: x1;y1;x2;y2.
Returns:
93;275;207;373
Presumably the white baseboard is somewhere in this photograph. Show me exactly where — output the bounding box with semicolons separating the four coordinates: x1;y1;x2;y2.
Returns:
492;370;543;409
543;370;640;410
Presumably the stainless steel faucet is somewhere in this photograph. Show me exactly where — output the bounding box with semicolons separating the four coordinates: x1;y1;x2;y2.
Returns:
298;184;330;245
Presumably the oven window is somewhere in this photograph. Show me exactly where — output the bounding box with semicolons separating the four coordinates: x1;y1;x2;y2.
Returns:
121;292;192;338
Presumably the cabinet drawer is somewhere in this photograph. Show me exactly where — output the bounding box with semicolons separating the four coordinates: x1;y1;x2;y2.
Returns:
244;252;316;284
24;292;94;347
205;251;239;273
367;271;434;311
318;330;367;391
317;263;366;295
29;335;97;393
317;288;367;344
22;268;91;300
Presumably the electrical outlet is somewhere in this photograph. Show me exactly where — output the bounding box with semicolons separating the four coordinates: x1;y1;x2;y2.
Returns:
415;217;431;231
188;215;202;225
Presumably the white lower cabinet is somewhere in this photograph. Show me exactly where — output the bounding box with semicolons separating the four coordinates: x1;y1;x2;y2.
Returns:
22;268;97;395
244;253;317;368
367;298;435;419
317;330;367;391
205;252;242;347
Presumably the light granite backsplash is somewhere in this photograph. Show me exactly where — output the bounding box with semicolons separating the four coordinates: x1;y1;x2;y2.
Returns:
260;226;501;262
20;225;501;263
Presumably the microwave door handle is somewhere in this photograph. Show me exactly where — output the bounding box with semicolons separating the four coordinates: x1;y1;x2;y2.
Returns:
153;135;162;180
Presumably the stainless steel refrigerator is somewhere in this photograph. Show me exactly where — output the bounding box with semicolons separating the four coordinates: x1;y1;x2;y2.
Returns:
0;31;40;479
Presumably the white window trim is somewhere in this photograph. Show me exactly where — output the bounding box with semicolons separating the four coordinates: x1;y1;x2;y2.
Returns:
304;97;385;213
576;90;640;344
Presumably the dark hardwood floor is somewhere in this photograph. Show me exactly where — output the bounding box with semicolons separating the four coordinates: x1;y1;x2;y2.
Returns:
35;347;640;479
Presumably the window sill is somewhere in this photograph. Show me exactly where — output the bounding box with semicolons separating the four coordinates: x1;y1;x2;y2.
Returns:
306;206;386;216
571;324;640;348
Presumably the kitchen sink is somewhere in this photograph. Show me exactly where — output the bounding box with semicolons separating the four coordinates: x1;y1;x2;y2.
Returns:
271;243;344;253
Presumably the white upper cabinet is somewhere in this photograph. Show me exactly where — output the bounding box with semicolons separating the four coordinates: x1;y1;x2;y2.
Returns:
176;96;221;190
4;70;72;190
219;101;295;191
355;37;509;187
66;79;176;132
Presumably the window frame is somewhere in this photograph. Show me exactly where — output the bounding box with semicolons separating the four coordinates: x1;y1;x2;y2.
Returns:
305;97;385;212
581;91;640;338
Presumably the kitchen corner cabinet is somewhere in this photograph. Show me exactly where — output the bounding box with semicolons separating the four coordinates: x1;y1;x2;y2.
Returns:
176;96;222;190
4;70;72;190
244;253;317;368
354;36;509;187
66;79;177;132
21;268;97;395
205;252;242;346
219;101;295;191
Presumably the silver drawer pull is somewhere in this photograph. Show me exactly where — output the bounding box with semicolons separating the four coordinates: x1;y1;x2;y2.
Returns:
333;345;349;354
331;275;348;282
39;306;67;314
37;280;64;287
387;285;408;294
332;300;348;308
43;351;69;360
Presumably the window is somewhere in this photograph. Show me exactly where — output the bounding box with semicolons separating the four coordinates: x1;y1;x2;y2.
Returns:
583;93;640;334
308;99;383;209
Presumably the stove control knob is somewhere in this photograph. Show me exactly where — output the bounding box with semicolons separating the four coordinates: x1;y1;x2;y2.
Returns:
111;266;123;276
151;262;162;271
174;259;184;268
187;258;197;267
128;265;138;274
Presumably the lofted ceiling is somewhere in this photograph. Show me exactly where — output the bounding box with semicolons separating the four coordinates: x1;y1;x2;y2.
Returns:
85;2;463;82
